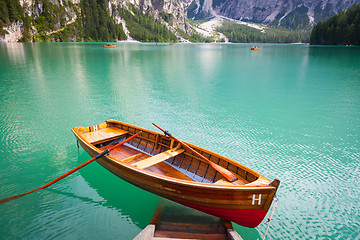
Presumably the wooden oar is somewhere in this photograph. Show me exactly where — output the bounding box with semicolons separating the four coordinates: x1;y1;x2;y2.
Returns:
0;131;142;204
152;123;238;182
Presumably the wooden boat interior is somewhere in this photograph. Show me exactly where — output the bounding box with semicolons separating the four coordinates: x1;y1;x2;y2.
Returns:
76;120;262;186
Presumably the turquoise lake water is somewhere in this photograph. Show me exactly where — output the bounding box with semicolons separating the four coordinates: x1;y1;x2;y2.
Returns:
0;42;359;239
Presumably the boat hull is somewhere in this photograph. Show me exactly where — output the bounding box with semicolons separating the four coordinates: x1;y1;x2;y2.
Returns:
96;155;272;228
176;201;267;228
72;120;279;228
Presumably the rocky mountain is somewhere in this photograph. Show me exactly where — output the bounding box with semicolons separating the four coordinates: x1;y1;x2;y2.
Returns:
1;0;359;42
0;0;194;42
188;0;360;29
113;0;190;33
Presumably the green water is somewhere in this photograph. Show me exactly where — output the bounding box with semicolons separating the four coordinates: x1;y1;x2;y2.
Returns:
0;42;359;239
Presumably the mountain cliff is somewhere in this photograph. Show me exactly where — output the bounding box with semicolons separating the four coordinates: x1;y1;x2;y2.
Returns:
188;0;360;29
1;0;360;42
0;0;193;42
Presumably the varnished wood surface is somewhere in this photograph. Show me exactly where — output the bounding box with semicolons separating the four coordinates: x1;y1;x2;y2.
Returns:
98;144;195;181
81;127;128;145
71;120;280;228
132;149;185;169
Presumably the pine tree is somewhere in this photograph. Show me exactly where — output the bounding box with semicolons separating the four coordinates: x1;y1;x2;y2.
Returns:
310;3;360;45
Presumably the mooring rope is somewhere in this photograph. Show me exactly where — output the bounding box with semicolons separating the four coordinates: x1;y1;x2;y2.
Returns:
262;195;278;240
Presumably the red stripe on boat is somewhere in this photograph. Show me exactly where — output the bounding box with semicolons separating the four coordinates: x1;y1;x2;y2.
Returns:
176;200;267;228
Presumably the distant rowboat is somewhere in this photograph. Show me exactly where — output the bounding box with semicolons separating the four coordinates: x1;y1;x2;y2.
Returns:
72;120;280;228
103;44;116;48
251;46;259;50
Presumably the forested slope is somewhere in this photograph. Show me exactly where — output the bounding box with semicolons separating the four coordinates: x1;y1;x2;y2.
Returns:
310;3;360;45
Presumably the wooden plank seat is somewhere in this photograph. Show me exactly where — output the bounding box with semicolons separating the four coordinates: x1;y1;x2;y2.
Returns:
113;153;143;163
132;149;185;170
215;178;248;186
81;127;128;145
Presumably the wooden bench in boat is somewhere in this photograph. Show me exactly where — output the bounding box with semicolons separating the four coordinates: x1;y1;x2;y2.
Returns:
81;127;128;145
149;161;195;181
132;149;185;170
112;153;143;163
112;152;194;181
215;178;248;186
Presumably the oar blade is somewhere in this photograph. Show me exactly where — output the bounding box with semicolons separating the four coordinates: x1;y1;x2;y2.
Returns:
0;192;29;204
210;163;238;182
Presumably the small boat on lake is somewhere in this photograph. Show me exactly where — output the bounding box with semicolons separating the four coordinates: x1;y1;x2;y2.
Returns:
251;46;259;50
103;44;116;48
72;120;280;228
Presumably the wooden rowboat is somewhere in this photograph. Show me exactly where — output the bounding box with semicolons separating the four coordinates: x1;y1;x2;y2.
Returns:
71;120;280;228
103;44;116;48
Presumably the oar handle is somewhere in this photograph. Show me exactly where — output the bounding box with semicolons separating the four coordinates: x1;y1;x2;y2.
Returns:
152;123;238;182
152;123;172;137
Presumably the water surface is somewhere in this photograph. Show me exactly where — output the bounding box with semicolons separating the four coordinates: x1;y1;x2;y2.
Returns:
0;42;359;239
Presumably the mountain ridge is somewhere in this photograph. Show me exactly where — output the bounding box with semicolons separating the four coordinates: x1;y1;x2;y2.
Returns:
189;0;360;29
1;0;359;42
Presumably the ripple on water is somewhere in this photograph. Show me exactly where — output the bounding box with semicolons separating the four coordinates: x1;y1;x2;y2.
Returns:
1;43;360;240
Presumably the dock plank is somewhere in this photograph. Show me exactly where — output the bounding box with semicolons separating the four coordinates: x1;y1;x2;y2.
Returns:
134;200;244;240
